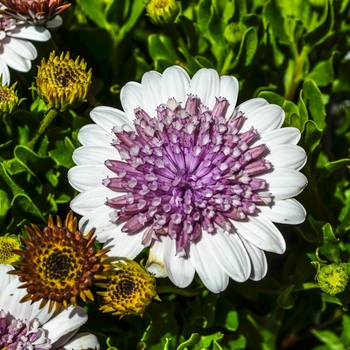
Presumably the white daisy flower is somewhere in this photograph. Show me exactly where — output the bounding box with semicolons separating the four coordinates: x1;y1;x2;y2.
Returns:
68;66;308;293
0;264;100;349
0;13;51;84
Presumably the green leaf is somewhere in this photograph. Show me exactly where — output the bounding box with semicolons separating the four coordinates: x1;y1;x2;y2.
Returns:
11;193;46;223
0;162;24;196
325;159;350;174
277;284;295;310
312;329;344;350
319;223;339;263
195;55;216;69
233;27;258;68
215;298;239;331
0;188;11;229
79;0;108;29
258;91;285;106
302;80;327;130
306;54;337;87
299;120;323;155
177;334;202;350
202;332;224;349
148;34;182;68
341;314;350;348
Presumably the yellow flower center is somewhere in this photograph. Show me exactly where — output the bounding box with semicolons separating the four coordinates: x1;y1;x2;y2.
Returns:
0;235;21;264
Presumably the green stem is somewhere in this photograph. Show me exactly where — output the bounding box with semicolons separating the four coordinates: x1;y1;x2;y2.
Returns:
157;285;204;296
27;108;58;149
168;24;197;74
220;49;235;76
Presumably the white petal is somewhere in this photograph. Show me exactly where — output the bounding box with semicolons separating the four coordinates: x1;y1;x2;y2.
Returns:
9;24;51;41
240;237;268;281
233;214;286;254
46;15;63;29
236;97;268;115
60;333;100;350
45;306;87;344
260;168;308;200
162;235;195;287
161;66;190;106
0;264;15;295
120;82;144;120
252;127;301;147
0;58;10;84
2;42;31;72
266;144;307;171
70;186;112;215
141;70;162;114
68;165;114;192
202;229;251;282
146;236;167;278
78;124;114;147
258;199;306;224
72;145;120;165
219;75;239;118
188;68;220;109
240;104;285;134
90;106;134;132
103;231;144;260
78;205;118;242
6;37;37;60
189;238;229;293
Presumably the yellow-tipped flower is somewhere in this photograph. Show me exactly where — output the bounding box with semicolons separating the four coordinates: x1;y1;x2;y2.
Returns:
8;211;111;313
145;0;180;25
312;261;349;295
0;234;22;264
0;77;23;121
96;259;159;318
35;51;92;112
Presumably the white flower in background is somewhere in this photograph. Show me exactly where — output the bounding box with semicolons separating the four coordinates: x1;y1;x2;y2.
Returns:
0;264;100;349
69;66;308;293
0;14;50;84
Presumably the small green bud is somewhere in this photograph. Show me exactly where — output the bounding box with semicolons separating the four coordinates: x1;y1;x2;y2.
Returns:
0;77;23;121
224;22;244;45
312;261;349;295
145;0;180;25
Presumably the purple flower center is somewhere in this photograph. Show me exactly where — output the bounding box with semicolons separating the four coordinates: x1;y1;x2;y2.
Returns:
0;309;51;349
104;94;272;256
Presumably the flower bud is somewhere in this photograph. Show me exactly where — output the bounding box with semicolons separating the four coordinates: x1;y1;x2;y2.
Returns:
96;259;159;317
224;22;244;45
35;51;92;112
0;78;23;121
145;0;180;25
312;261;349;295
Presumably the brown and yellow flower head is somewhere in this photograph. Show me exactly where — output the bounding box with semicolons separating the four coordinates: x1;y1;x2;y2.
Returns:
0;77;23;121
0;0;71;25
0;233;22;264
35;51;92;112
96;259;159;318
8;211;111;312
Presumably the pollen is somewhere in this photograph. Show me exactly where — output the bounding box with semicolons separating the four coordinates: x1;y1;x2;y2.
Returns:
96;259;159;318
8;211;111;313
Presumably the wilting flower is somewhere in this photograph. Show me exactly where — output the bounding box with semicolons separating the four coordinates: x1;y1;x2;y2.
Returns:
312;261;350;295
0;77;24;120
0;13;50;84
0;264;100;349
0;0;71;28
69;66;307;293
9;211;111;312
96;259;159;317
145;0;180;25
35;50;92;111
0;233;21;264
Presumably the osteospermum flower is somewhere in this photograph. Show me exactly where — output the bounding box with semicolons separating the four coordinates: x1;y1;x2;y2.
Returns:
9;211;111;312
69;66;308;293
0;76;24;120
0;264;100;349
96;259;159;317
0;0;71;28
35;50;92;111
0;13;50;84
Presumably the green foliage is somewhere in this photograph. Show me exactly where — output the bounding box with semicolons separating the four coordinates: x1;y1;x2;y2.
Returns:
2;0;350;348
